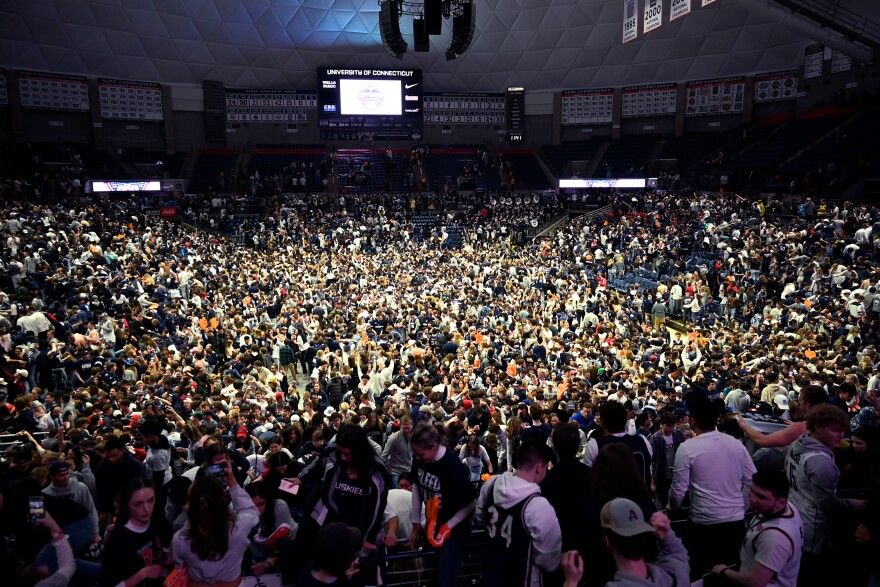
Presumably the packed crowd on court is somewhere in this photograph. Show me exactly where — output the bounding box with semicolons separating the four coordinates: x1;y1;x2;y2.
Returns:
1;184;879;587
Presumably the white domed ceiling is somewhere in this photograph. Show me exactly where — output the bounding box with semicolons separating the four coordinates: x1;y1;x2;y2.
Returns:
0;0;870;93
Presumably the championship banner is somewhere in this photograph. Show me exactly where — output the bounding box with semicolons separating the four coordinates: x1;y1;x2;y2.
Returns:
701;0;717;5
18;70;89;111
562;88;614;125
622;83;677;118
0;70;7;107
830;50;852;74
684;76;745;116
225;88;317;123
623;0;638;44
98;78;163;121
643;0;662;33
754;70;798;103
803;44;824;79
670;0;691;21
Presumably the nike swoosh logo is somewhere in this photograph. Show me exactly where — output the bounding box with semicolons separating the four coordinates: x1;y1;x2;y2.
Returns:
405;83;419;89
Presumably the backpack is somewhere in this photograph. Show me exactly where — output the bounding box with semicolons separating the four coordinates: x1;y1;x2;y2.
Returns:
327;377;343;409
595;433;652;490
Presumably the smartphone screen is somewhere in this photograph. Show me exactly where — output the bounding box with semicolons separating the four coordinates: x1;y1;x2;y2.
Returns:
29;496;45;523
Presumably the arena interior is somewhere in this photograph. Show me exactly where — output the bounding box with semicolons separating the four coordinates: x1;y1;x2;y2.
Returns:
1;1;880;587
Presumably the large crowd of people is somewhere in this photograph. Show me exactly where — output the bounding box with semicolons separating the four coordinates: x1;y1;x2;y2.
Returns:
1;180;879;587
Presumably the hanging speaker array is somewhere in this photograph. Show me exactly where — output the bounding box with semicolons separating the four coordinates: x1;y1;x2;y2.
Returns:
378;0;475;60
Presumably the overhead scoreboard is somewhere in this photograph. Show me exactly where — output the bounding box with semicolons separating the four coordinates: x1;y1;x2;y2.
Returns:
424;92;505;125
317;67;423;140
506;87;525;142
225;89;317;123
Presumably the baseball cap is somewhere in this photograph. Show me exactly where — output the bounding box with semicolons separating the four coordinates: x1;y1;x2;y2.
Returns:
49;461;71;475
600;498;654;537
773;394;790;409
236;426;248;438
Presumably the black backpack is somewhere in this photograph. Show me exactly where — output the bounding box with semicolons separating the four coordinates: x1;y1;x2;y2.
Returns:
595;433;652;490
327;376;343;409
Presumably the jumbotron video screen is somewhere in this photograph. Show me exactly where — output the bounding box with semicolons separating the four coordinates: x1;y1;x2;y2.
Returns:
318;67;423;140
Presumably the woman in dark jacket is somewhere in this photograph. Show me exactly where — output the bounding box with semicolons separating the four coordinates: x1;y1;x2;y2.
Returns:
281;424;389;579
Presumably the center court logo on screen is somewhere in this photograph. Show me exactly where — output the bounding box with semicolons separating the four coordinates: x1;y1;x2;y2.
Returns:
358;85;384;111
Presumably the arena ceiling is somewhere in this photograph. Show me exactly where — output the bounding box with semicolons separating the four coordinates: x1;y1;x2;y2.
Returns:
0;0;872;93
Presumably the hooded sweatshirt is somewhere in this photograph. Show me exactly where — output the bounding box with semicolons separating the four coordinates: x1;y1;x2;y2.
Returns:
605;530;690;587
785;433;859;553
475;472;562;587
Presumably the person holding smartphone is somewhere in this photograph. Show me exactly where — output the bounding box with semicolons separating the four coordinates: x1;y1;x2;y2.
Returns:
172;454;259;587
31;508;77;587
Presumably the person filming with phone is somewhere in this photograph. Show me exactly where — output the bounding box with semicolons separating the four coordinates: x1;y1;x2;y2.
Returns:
172;447;259;587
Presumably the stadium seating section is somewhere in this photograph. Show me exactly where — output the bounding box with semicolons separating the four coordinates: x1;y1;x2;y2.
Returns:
188;149;240;195
592;135;659;178
541;138;604;177
249;144;327;192
423;145;497;192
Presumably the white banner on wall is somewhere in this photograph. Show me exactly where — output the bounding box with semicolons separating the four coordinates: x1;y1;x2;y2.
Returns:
684;76;745;116
98;78;164;121
622;83;678;118
561;88;614;125
623;0;638;43
803;44;824;79
670;0;691;21
830;50;852;74
754;70;798;102
18;70;89;111
701;0;717;6
644;0;663;33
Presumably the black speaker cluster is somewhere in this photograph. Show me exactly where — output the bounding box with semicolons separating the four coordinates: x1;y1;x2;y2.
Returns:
444;2;475;61
379;0;407;58
379;0;475;60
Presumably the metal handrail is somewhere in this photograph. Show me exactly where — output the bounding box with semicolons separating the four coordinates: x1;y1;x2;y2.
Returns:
781;0;880;47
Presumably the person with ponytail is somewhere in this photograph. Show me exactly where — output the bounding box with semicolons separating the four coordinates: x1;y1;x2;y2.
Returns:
408;421;477;587
171;457;259;587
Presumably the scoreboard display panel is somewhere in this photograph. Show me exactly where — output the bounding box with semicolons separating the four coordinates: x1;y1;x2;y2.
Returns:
317;67;423;140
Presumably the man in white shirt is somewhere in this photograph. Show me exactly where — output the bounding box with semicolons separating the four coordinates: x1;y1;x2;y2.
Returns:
867;365;880;394
670;281;683;316
669;398;756;580
17;307;52;337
